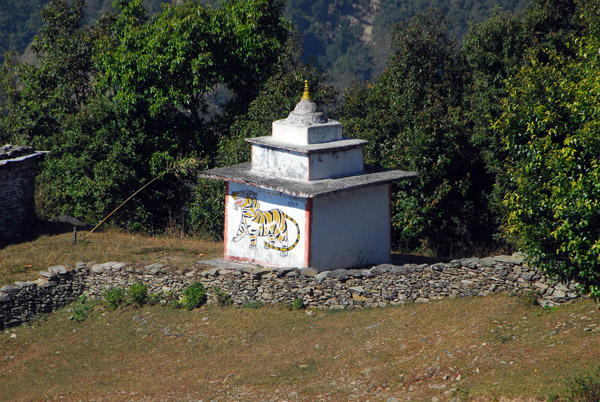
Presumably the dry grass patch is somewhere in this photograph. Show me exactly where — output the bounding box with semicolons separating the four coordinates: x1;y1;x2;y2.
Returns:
0;224;222;286
1;295;599;401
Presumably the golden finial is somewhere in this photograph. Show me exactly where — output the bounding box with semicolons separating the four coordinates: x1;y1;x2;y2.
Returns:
302;80;311;100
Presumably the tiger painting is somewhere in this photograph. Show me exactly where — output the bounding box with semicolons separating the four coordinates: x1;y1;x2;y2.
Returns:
230;190;300;256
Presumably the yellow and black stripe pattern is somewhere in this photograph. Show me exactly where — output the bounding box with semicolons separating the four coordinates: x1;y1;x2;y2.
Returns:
231;191;300;256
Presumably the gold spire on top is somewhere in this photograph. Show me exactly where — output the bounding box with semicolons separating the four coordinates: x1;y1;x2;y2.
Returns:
302;80;311;100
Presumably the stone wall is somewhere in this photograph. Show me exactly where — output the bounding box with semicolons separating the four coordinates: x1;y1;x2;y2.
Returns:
0;145;43;241
0;265;87;329
0;255;582;329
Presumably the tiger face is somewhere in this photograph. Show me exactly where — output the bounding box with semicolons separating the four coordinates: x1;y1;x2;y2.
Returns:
231;190;257;210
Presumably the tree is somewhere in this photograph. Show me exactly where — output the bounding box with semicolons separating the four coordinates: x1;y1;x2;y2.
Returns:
338;10;491;256
189;35;338;240
496;26;600;298
0;0;292;231
462;0;594;225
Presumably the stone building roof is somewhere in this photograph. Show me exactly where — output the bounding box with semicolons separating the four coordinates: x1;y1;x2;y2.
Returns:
0;144;46;166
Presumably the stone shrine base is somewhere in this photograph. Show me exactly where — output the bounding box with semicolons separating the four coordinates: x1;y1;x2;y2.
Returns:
0;254;582;329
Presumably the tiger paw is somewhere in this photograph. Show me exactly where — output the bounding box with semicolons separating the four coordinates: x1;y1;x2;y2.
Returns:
280;251;288;257
233;236;242;242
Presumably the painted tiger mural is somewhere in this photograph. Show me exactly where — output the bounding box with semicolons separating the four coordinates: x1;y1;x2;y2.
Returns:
231;190;300;256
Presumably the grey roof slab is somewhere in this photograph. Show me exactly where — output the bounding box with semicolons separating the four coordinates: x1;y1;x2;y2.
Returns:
199;162;418;198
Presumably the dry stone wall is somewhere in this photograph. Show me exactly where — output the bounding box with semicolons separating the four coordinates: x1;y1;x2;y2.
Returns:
0;255;582;329
0;265;87;329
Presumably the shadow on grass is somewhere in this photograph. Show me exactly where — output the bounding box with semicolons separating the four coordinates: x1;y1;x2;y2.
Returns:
0;217;94;251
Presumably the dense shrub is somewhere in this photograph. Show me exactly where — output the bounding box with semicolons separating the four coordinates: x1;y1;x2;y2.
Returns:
496;31;600;299
128;282;148;307
338;10;493;256
181;282;207;310
103;287;126;311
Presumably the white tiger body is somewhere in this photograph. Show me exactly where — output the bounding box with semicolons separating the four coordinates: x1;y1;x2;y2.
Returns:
231;190;300;256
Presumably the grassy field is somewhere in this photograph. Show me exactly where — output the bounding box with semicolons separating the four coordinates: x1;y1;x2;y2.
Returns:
0;223;222;286
1;294;599;401
1;225;600;401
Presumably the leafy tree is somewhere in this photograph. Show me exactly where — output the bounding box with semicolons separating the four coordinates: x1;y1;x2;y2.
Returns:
0;0;102;146
496;28;600;298
189;35;337;239
1;0;292;231
338;10;491;256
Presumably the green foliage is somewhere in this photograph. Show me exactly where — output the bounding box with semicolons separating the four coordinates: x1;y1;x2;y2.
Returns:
212;286;233;306
289;297;305;311
147;293;162;306
181;281;207;310
103;287;125;311
242;300;265;309
463;0;592;223
565;367;600;402
72;294;91;322
188;41;337;239
338;10;492;256
0;0;291;233
496;30;600;299
128;282;148;307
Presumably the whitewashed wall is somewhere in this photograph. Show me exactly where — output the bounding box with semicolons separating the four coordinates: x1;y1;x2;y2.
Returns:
310;184;391;269
225;183;308;267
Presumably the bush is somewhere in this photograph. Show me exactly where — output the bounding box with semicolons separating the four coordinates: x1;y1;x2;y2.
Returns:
103;287;126;310
497;33;600;299
128;282;148;308
566;367;600;402
181;282;207;310
147;293;162;306
289;297;305;311
72;295;92;323
337;10;494;256
212;287;233;306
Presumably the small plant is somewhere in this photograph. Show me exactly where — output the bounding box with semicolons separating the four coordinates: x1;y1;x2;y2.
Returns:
181;281;207;310
518;289;539;307
72;295;91;323
148;293;162;306
169;300;183;309
212;286;232;306
30;313;48;326
493;332;513;344
289;297;305;311
128;282;148;307
103;287;125;310
565;367;600;402
243;300;264;309
543;304;559;313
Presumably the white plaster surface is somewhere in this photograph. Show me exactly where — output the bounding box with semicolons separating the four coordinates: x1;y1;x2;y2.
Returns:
225;183;307;267
251;144;364;180
251;146;308;180
272;120;342;145
310;184;391;270
308;147;364;180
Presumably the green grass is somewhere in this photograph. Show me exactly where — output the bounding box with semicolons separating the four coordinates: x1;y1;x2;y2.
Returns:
1;295;599;401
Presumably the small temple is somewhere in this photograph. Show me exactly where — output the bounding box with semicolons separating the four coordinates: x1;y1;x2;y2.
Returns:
200;82;417;271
